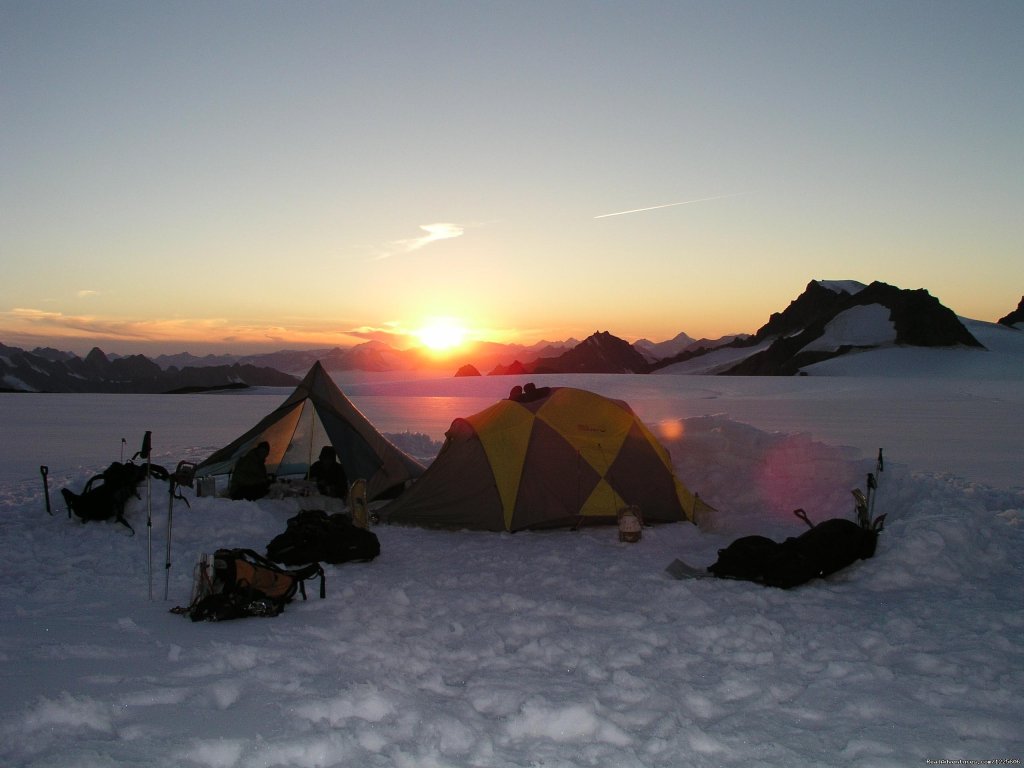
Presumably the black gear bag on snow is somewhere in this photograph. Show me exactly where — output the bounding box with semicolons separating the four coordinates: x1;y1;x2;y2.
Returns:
266;509;380;566
182;548;325;622
707;516;882;588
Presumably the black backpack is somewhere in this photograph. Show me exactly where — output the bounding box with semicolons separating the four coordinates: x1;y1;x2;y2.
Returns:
708;512;883;589
266;509;380;566
60;461;164;533
183;549;326;621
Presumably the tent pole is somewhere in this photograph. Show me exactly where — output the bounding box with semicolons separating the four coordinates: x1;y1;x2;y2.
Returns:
308;405;315;477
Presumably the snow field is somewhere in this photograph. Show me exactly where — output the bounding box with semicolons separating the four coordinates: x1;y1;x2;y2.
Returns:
0;384;1022;767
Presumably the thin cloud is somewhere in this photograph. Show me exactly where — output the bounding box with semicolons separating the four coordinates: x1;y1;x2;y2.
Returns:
594;193;742;219
375;222;465;260
77;289;100;298
0;309;372;351
348;324;412;346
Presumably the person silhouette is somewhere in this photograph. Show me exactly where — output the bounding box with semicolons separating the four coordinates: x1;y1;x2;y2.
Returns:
308;445;349;498
229;441;271;500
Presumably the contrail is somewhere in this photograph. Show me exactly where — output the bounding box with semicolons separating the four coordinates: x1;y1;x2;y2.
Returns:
594;193;740;219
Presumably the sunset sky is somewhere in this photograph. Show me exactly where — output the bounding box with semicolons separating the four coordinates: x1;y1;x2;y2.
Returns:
2;1;1022;357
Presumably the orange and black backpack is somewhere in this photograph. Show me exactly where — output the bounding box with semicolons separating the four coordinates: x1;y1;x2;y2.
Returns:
181;549;325;621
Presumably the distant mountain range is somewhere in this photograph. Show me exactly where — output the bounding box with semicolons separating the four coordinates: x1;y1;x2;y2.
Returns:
0;345;298;394
2;282;1019;392
150;338;582;377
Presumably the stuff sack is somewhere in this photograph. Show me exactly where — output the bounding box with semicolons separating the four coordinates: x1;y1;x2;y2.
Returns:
185;548;325;622
60;461;154;533
266;509;380;566
708;516;881;589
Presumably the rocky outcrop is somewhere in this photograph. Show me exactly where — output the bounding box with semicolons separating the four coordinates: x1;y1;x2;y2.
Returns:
723;281;983;375
998;296;1024;328
489;331;651;375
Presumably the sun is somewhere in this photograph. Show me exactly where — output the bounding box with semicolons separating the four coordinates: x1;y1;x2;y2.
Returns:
414;318;469;353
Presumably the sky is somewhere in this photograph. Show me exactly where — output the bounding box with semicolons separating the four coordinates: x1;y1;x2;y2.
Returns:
2;1;1022;357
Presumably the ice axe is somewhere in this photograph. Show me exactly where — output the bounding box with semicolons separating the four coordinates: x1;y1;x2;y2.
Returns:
40;465;53;516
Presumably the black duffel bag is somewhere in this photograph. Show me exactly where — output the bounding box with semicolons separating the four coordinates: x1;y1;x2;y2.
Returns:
267;509;380;566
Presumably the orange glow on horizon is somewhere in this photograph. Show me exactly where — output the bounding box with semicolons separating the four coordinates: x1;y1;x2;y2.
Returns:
413;318;470;356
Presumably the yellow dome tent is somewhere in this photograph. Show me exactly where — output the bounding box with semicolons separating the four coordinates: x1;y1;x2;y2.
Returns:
380;386;709;531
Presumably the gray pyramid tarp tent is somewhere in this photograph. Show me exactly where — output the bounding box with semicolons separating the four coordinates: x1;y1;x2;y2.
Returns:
195;361;425;500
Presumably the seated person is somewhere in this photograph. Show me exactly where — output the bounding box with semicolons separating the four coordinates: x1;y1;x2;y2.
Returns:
229;441;271;501
308;445;349;499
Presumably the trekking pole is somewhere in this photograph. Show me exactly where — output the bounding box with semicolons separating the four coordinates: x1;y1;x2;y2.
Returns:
120;437;126;463
164;461;195;601
165;475;176;601
40;465;53;516
138;431;153;600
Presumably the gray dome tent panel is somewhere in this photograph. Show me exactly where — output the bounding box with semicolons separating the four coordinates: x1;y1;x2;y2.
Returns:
195;361;425;501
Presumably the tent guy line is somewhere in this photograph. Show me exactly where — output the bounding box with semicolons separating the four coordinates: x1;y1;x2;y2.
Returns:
593;193;742;219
